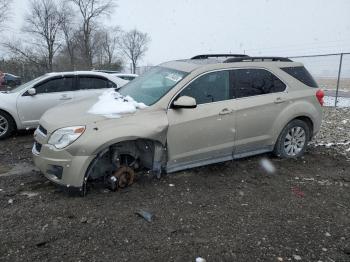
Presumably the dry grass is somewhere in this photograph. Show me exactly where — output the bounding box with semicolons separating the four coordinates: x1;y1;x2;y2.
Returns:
316;77;350;91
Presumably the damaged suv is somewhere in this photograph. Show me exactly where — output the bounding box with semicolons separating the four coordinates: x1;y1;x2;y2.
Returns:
33;54;324;195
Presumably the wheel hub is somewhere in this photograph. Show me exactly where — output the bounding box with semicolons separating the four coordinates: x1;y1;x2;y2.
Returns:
111;166;135;189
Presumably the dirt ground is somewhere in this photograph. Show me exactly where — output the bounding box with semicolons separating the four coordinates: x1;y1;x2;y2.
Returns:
1;115;350;261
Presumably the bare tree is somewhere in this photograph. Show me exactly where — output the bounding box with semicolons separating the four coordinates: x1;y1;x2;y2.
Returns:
0;0;13;31
100;26;120;65
70;0;116;68
119;29;150;74
2;39;47;71
24;0;63;71
60;3;78;69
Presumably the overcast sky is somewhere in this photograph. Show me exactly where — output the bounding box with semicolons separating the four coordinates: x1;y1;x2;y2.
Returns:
7;0;350;66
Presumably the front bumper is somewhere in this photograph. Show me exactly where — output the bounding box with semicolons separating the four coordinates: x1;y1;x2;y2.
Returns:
33;142;95;189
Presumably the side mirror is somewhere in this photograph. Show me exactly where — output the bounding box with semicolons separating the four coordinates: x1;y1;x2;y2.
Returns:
27;88;36;96
173;96;197;109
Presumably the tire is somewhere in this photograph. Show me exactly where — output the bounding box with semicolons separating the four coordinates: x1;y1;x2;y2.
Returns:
273;119;310;158
0;111;16;139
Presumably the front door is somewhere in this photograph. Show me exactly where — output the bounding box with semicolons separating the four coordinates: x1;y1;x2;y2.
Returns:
166;70;237;172
17;76;75;127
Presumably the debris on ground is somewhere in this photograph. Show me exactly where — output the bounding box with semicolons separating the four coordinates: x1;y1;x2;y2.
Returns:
292;254;302;260
20;191;39;198
291;187;305;198
135;210;153;222
196;257;206;262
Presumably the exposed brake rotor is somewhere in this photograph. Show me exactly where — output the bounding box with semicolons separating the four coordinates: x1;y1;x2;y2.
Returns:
112;165;135;189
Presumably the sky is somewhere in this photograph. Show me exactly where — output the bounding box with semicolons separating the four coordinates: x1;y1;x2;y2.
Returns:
6;0;350;69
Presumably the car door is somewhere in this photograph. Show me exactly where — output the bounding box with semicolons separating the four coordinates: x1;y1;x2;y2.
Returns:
232;68;288;156
16;76;75;127
75;75;116;99
166;70;237;172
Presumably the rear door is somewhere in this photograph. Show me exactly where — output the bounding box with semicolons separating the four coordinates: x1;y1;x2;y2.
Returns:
75;75;117;99
166;70;237;171
17;76;75;127
232;68;288;156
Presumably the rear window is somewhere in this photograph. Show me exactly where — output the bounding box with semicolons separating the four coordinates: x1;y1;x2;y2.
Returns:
281;66;318;88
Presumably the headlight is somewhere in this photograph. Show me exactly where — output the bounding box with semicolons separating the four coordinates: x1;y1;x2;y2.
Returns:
48;126;85;149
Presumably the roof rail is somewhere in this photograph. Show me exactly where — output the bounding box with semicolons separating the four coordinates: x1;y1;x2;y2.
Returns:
191;54;249;60
224;56;292;63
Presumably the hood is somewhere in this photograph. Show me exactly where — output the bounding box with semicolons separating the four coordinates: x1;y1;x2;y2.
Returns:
40;92;153;133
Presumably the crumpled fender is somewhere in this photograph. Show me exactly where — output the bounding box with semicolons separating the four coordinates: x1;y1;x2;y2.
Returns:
67;109;169;156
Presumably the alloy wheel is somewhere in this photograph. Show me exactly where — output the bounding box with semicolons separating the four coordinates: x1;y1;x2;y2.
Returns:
283;126;306;156
0;115;9;137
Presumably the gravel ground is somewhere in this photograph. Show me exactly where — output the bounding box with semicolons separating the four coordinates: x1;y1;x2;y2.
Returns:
311;107;350;159
0;107;349;262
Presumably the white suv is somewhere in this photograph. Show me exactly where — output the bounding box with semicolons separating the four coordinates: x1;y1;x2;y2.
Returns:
0;71;127;139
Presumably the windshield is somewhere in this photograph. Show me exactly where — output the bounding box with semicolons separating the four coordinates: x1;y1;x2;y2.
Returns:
119;67;187;106
9;75;47;93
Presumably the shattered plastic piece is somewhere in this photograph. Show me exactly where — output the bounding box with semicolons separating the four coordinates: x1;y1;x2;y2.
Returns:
293;254;302;260
20;191;39;198
325;232;331;237
135;210;153;222
8;199;13;204
260;158;276;173
196;257;206;262
41;224;48;231
277;257;283;262
169;184;175;187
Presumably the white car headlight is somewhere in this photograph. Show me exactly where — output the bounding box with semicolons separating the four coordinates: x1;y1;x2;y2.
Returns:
48;126;85;149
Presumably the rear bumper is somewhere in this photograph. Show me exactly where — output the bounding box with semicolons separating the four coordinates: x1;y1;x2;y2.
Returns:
33;143;95;189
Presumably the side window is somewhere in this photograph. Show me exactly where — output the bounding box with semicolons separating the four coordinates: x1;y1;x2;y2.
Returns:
35;77;74;94
281;66;318;88
179;70;231;105
232;69;286;98
78;77;108;90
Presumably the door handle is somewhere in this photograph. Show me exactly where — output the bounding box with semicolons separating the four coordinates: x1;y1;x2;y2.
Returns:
219;108;233;115
274;97;286;104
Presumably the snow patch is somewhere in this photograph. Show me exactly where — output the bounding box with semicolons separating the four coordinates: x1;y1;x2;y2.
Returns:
324;96;350;108
88;89;147;118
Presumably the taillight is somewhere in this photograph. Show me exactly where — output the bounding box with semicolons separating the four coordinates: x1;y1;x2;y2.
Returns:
316;89;324;106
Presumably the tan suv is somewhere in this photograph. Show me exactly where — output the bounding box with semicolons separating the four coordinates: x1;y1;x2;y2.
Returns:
32;54;324;195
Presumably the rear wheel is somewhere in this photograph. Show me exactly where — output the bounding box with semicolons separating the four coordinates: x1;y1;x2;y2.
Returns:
274;119;310;158
0;111;15;140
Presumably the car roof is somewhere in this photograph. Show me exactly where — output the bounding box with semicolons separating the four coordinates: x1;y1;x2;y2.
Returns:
160;55;304;73
113;73;138;77
43;71;128;84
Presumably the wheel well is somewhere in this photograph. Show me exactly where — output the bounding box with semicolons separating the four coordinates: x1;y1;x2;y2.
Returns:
293;116;313;139
0;109;17;130
86;139;166;181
